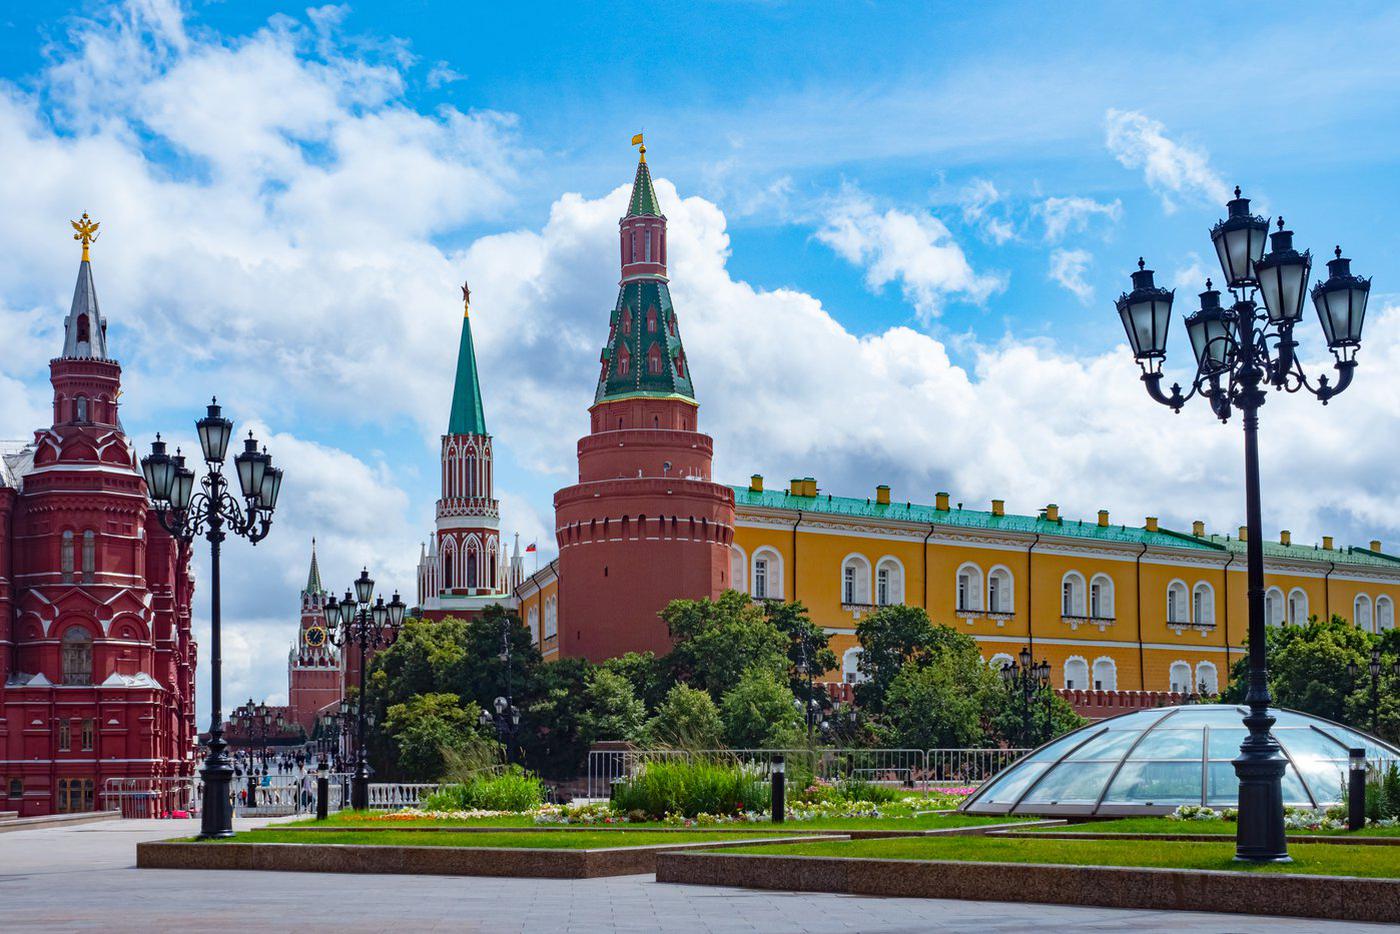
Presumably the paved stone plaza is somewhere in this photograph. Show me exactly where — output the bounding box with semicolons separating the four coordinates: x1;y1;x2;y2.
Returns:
0;818;1392;932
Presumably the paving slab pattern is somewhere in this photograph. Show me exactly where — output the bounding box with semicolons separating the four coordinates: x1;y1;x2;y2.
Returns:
0;819;1391;932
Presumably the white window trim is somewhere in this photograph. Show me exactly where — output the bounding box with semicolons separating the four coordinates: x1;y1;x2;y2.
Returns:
751;547;783;600
1287;588;1309;626
1091;655;1118;691
1169;660;1193;693
987;565;1015;615
1195;660;1219;695
1378;595;1395;631
955;562;984;614
730;545;747;595
1265;586;1285;627
841;647;866;684
1089;573;1115;620
1061;571;1087;624
1192;581;1216;627
1166;578;1190;627
1355;594;1374;632
874;555;905;607
1063;654;1090;691
840;552;872;606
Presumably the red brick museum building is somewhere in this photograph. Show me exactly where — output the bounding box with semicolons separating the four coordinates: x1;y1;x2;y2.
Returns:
0;225;198;816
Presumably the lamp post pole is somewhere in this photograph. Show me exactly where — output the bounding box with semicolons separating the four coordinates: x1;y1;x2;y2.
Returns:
142;399;284;840
1115;189;1371;862
324;572;405;810
1369;649;1383;735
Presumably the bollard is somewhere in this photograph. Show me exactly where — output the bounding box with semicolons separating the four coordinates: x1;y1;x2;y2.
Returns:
246;775;258;810
316;762;330;821
771;754;785;824
1348;747;1366;831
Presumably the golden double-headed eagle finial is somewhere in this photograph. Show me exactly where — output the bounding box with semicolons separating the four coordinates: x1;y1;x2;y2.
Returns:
71;213;100;262
461;281;471;318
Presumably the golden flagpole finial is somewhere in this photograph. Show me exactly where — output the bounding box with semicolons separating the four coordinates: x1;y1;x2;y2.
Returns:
631;132;645;162
460;281;471;318
70;212;100;262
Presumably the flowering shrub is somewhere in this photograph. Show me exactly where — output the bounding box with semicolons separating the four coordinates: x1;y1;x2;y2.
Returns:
1167;804;1237;822
370;808;524;822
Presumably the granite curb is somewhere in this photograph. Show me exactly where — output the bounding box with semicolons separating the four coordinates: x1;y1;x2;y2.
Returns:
0;810;120;833
655;851;1400;924
993;829;1400;846
267;819;1055;839
135;833;848;879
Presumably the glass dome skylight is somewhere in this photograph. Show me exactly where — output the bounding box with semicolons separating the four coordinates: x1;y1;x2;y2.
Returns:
962;704;1399;817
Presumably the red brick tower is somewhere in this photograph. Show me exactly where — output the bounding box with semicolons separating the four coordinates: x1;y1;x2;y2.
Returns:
554;142;736;660
286;539;338;733
0;216;197;815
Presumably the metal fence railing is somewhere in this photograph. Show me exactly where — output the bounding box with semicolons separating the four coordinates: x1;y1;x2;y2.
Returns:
101;777;200;818
583;747;1029;799
366;783;441;809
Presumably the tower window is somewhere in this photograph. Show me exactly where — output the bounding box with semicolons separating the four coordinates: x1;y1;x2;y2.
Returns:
82;530;95;583
647;307;657;332
76;315;90;346
61;627;93;686
61;531;75;583
75;395;88;422
623;312;632;335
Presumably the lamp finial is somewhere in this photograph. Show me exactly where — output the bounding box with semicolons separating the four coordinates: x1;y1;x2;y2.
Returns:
1137;257;1145;271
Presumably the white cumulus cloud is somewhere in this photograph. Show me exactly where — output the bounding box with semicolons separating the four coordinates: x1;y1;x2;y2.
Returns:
1105;109;1232;212
1048;248;1095;303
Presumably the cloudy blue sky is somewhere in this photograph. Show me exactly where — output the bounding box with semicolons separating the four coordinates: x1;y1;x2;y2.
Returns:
3;1;1399;711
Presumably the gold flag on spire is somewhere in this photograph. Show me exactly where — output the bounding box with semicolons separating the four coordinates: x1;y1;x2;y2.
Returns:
631;132;645;162
461;281;471;318
70;213;100;262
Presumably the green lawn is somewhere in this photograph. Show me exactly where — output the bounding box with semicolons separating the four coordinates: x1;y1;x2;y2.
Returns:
1024;817;1400;838
284;810;1015;832
216;829;786;849
722;835;1400;877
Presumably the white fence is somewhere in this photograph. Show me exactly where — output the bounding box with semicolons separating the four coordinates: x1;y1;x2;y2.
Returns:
366;783;441;809
101;777;200;818
584;747;1030;799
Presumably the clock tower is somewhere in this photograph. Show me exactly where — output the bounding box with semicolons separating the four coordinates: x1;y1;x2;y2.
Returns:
286;539;339;733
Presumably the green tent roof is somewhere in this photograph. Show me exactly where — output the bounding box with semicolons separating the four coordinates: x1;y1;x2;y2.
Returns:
628;158;661;217
595;279;695;404
1202;534;1400;569
448;311;488;435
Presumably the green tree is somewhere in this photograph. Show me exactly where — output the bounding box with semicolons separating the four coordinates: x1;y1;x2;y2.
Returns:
882;650;991;750
381;692;485;781
987;680;1086;748
601;651;668;710
578;668;647;744
764;600;838;704
855;606;956;712
719;667;803;748
1223;615;1398;741
517;656;595;779
662;590;788;698
645;683;725;748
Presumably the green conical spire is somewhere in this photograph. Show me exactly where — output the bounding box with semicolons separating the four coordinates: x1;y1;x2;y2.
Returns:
305;538;322;594
628;157;661;217
448;284;488;435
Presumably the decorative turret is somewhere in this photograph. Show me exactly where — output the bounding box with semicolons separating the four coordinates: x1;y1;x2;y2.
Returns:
448;282;488;435
554;138;736;661
62;214;110;361
50;214;122;430
596;137;694;405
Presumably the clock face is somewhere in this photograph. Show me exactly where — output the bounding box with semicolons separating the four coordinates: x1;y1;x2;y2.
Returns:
305;625;327;648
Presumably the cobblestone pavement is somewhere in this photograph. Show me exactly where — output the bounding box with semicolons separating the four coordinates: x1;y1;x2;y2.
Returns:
0;818;1390;933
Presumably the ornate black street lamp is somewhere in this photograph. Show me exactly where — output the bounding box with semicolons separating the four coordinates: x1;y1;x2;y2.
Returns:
1116;188;1370;862
142;399;283;839
479;697;521;761
1000;648;1051;746
1351;648;1384;734
323;570;405;810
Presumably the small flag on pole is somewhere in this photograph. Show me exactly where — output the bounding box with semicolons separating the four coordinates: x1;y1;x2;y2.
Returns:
630;133;644;146
525;542;537;553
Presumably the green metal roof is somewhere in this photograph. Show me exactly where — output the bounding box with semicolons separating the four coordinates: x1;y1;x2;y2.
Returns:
305;539;323;594
731;486;1224;552
595;278;695;404
1202;534;1400;569
448;311;488;435
628;158;661;217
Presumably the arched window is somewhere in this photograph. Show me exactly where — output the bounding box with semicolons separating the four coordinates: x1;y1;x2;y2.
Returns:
987;566;1014;614
1287;588;1309;625
1192;583;1215;627
61;530;75;583
1265;587;1285;627
729;546;747;594
842;647;865;684
841;554;872;605
1167;580;1189;625
1091;656;1118;691
74;395;88;422
1196;661;1219;695
1169;660;1193;693
1354;594;1374;632
542;595;557;639
646;306;657;333
617;346;630;376
647;344;663;375
1378;596;1395;631
956;563;983;612
875;558;904;606
1089;574;1114;619
988;652;1014;673
61;627;93;686
441;539;456;590
81;530;95;583
1061;572;1086;617
527;605;540;642
752;547;782;600
1063;656;1089;690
